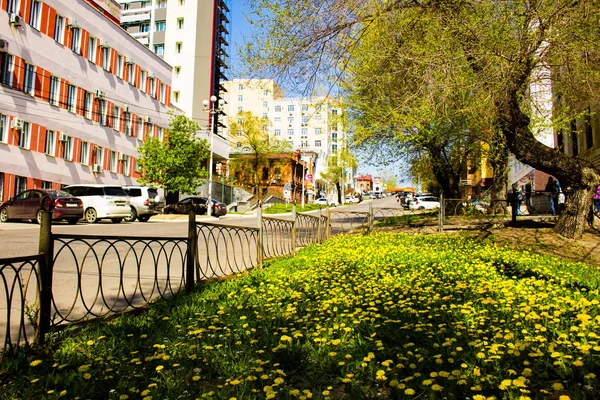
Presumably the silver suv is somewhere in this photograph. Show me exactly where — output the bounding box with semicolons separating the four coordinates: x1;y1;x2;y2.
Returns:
123;186;164;222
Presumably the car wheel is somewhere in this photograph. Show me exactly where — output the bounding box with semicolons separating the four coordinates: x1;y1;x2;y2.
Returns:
36;209;44;224
85;208;98;223
137;215;150;222
67;218;79;225
419;206;425;210
111;218;123;224
165;209;174;214
124;207;137;222
0;208;8;223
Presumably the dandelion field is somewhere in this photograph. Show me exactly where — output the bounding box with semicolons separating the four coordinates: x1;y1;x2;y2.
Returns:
1;233;599;399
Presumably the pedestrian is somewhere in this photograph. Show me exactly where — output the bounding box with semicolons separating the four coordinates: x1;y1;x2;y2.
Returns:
510;183;523;216
233;198;238;212
557;190;565;214
594;184;600;216
545;177;559;215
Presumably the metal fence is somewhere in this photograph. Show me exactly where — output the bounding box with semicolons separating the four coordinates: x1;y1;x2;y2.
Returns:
3;197;597;361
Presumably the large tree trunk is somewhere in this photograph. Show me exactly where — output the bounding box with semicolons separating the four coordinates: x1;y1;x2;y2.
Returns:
488;134;509;214
499;95;600;238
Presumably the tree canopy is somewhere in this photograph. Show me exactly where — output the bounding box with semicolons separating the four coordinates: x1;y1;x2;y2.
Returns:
136;113;209;194
244;0;600;237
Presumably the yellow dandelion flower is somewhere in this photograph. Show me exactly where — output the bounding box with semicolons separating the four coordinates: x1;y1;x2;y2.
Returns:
322;390;330;396
573;360;583;367
329;352;337;357
31;379;39;383
476;352;485;359
59;390;67;397
141;390;150;396
552;383;564;391
280;335;292;343
431;384;443;391
119;396;129;400
274;378;284;385
404;388;415;395
87;340;94;346
558;396;570;400
422;379;433;386
155;365;164;372
30;360;42;367
83;373;91;380
499;379;512;390
230;379;241;386
193;376;200;381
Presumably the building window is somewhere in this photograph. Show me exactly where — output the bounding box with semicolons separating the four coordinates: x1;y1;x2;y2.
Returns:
301;116;308;124
236;142;241;148
15;176;27;196
176;42;182;53
262;113;268;119
29;0;41;30
274;129;281;136
45;130;55;156
179;0;185;5
263;90;268;96
332;144;338;152
174;91;180;102
116;55;123;78
263;101;268;108
287;129;294;136
154;44;164;56
140;70;147;92
122;155;130;176
87;37;96;63
42;181;52;190
302;104;309;111
331;132;338;141
177;18;184;29
23;63;36;96
158;0;167;8
288;105;295;112
150;78;156;98
274;105;281;112
124;113;132;135
315;140;321;147
314;127;322;135
19;121;30;149
71;28;81;54
238;84;244;90
67;84;77;113
238;95;243;102
175;66;181;77
237;130;242;137
288;117;294;124
102;47;111;71
157;127;164;141
274;117;281;123
61;135;73;161
84;91;92;119
160;83;166;101
49;76;60;106
315;114;322;121
54;15;64;44
94;146;103;167
238;106;243;113
80;141;89;165
155;20;166;32
140;23;150;32
7;0;19;14
301;129;308;138
137;117;144;140
1;54;13;86
98;100;107;125
0;114;7;143
127;63;135;85
110;151;117;173
113;105;120;131
331;109;338;115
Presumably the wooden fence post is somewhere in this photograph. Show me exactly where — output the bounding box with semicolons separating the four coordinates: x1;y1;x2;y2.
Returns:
326;207;331;239
438;193;444;233
37;209;53;345
186;209;196;291
368;202;374;234
257;203;263;268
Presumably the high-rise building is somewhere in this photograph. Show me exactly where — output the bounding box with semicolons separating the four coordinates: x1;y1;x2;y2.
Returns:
0;0;172;202
223;79;355;199
119;0;231;170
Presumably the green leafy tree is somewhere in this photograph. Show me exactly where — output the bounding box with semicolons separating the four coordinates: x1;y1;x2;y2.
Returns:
320;148;358;204
229;111;292;197
244;0;600;238
137;113;209;194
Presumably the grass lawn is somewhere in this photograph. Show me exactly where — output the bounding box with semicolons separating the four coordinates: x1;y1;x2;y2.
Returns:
1;233;599;399
263;203;326;214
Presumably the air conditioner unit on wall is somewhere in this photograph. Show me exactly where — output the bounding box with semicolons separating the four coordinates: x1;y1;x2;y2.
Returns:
143;116;151;123
10;118;21;130
58;133;68;142
147;70;155;79
0;39;8;52
122;104;129;112
67;18;79;29
95;90;104;99
125;56;135;65
119;153;127;161
9;13;21;27
92;164;102;174
99;39;109;48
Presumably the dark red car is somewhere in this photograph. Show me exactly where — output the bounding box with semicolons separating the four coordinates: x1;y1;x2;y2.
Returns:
0;189;84;224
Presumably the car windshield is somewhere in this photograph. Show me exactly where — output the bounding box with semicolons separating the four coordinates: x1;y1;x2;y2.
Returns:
104;187;128;197
45;190;72;198
148;188;158;198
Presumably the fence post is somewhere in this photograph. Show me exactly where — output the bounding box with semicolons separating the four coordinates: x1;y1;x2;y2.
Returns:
185;209;196;291
317;207;322;244
438;193;444;233
326;206;331;239
257;203;263;268
37;209;53;345
292;204;297;255
368;202;374;234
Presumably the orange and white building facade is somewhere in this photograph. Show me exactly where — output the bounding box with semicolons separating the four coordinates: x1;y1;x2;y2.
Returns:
0;0;172;202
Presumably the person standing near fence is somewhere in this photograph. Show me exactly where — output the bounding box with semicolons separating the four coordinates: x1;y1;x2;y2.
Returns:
594;184;600;216
545;177;560;215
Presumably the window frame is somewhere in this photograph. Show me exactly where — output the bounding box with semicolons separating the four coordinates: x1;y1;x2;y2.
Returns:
80;140;89;165
19;121;31;149
23;63;36;96
44;129;55;156
29;0;41;30
87;36;97;62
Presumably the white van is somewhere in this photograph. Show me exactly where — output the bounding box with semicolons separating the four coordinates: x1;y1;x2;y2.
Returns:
63;184;130;223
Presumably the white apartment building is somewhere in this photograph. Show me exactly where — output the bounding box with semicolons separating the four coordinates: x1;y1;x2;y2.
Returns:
0;0;172;202
119;0;231;169
223;79;355;198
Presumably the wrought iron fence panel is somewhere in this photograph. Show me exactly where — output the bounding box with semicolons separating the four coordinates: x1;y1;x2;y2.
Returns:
195;222;259;279
370;206;440;228
51;235;187;325
261;216;294;259
296;213;323;247
328;210;370;235
0;255;43;361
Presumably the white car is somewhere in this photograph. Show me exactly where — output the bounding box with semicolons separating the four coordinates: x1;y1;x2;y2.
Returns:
314;197;338;207
408;196;440;210
345;195;359;204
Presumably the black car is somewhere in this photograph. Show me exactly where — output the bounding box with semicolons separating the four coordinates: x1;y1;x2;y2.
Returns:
162;197;227;217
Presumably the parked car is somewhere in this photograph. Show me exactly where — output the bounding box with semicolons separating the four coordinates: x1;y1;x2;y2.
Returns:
123;186;165;222
0;189;83;224
408;196;440;210
345;195;360;204
314;197;339;207
63;184;130;223
162;197;227;217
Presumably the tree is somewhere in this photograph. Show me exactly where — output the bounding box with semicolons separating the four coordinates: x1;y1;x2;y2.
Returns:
137;113;209;194
228;111;292;197
244;0;600;238
320;148;358;204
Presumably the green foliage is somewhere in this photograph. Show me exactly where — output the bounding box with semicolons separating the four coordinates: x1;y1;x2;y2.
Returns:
137;113;209;194
3;233;600;398
263;203;324;214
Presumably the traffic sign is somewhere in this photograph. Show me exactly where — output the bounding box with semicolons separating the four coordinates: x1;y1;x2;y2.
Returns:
284;183;291;190
305;174;313;182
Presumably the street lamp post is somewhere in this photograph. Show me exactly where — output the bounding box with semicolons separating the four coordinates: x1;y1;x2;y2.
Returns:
202;95;225;217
